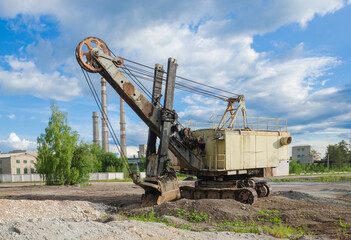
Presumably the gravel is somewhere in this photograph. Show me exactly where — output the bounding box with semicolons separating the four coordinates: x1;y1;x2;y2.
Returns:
0;219;283;240
0;199;282;240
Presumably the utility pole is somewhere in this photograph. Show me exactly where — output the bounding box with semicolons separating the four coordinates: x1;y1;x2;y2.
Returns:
327;153;330;170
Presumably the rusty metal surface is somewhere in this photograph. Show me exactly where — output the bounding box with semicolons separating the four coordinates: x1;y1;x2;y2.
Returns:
179;185;259;205
123;82;135;95
217;96;246;130
76;37;110;73
139;172;181;205
264;167;273;177
86;43;203;173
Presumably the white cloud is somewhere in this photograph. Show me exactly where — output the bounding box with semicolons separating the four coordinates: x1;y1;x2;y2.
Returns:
0;132;37;152
292;127;351;157
0;56;82;101
0;0;349;154
7;114;16;120
0;1;60;18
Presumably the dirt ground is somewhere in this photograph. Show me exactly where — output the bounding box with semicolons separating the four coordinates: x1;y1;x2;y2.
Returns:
1;180;351;239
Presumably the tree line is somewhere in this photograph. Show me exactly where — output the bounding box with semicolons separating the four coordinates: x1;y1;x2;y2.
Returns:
36;104;146;185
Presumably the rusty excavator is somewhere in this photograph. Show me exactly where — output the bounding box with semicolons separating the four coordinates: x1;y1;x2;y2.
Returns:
76;37;292;205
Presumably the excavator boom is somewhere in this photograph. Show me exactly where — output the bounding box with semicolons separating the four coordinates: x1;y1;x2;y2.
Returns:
76;37;202;204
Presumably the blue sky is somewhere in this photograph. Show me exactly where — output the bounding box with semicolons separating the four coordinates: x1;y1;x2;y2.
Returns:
0;0;350;157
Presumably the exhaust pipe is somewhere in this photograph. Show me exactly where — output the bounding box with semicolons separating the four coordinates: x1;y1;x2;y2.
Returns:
280;136;292;146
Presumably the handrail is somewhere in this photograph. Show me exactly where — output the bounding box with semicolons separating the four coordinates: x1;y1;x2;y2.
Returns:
182;115;288;131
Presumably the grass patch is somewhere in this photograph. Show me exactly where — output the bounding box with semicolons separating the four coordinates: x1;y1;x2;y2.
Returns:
335;218;351;236
126;207;307;238
173;208;211;223
127;208;194;230
215;218;307;238
215;209;310;238
270;175;351;182
128;208;159;222
257;209;282;224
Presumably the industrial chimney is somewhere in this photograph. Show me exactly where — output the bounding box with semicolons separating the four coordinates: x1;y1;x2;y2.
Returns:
92;112;100;145
101;77;109;152
120;97;127;158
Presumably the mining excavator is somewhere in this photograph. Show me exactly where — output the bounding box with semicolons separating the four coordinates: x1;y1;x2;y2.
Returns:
76;37;292;205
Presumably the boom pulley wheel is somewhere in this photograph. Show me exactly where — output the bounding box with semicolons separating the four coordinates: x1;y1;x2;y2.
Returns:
76;36;111;73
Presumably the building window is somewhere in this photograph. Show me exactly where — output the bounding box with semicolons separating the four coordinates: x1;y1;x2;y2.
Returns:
24;168;28;174
302;154;305;158
31;168;35;174
16;160;20;164
297;155;300;158
0;160;2;164
302;148;305;151
30;160;34;164
0;168;2;174
24;160;27;164
297;148;300;151
16;168;20;174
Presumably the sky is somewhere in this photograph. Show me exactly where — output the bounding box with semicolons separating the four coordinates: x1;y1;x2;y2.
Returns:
0;0;350;157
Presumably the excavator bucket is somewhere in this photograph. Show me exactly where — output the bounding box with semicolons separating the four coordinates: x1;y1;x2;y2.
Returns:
139;171;181;206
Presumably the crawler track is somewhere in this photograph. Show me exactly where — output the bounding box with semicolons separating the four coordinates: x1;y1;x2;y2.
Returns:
180;182;271;205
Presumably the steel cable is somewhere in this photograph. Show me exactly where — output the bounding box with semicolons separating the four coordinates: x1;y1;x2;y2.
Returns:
110;50;240;100
81;68;133;176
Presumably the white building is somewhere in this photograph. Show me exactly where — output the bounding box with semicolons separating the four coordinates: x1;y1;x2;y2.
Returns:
0;150;37;174
292;145;320;164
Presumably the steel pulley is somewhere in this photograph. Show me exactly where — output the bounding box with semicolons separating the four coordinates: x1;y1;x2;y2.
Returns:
76;36;111;73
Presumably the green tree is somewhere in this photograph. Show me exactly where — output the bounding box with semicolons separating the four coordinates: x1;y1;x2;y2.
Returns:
70;143;98;184
326;140;350;169
97;151;124;172
289;157;305;174
36;104;79;185
105;165;116;172
139;156;146;172
87;143;103;172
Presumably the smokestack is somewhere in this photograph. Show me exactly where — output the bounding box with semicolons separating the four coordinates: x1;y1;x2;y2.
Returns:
92;112;100;145
120;97;127;158
101;77;109;152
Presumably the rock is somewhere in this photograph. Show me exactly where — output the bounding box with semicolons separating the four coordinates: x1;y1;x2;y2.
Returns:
128;226;136;233
68;224;75;230
13;226;23;234
161;215;189;226
28;218;38;223
298;235;313;240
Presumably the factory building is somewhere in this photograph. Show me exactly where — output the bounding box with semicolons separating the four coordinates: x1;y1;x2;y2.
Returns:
292;145;321;164
138;144;147;158
0;151;37;174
